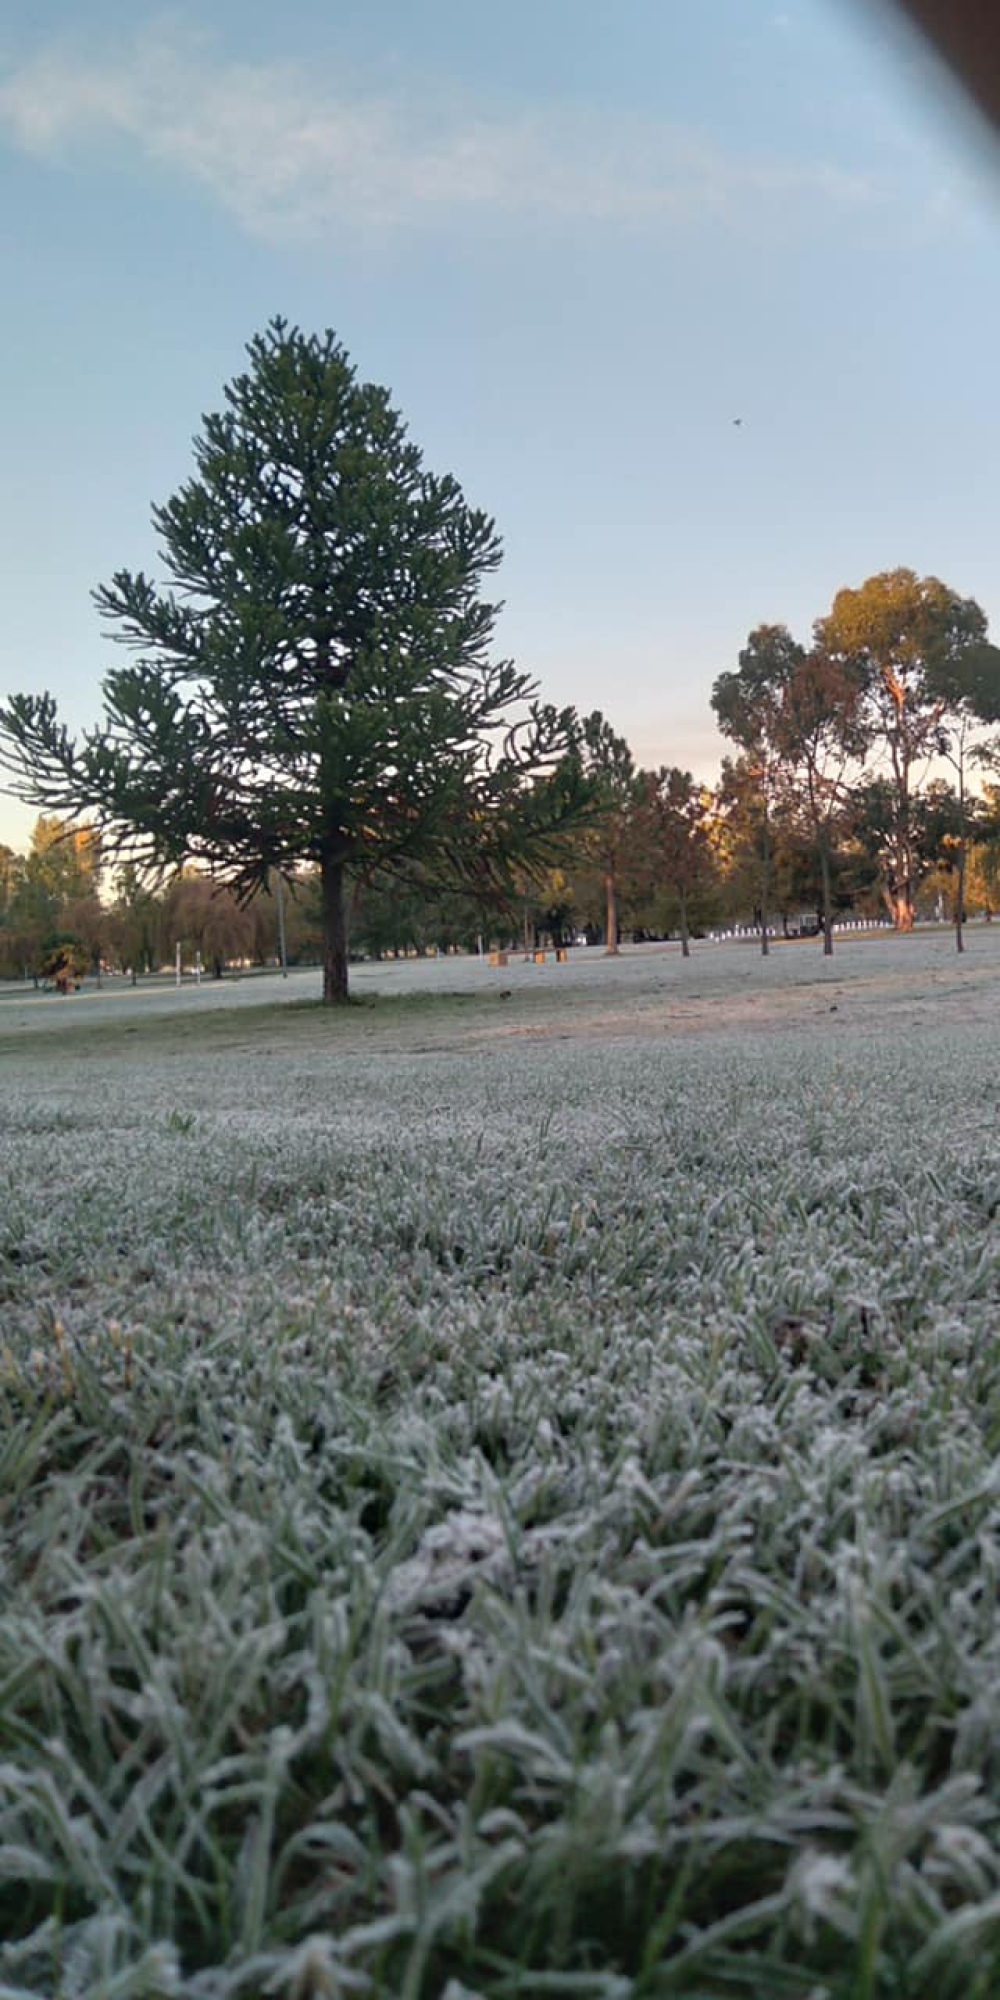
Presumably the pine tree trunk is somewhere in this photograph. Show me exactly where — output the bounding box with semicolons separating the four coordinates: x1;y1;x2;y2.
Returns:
820;841;834;957
321;855;350;1004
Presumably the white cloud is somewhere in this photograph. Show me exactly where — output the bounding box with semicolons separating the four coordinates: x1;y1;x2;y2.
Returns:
0;23;878;241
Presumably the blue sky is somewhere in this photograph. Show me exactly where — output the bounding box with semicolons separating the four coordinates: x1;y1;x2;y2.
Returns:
2;0;999;853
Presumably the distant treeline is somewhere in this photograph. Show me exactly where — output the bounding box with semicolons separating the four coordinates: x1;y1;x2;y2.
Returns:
3;763;1000;986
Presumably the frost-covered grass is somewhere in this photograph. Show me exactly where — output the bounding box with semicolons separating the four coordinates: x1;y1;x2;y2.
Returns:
4;935;1000;1996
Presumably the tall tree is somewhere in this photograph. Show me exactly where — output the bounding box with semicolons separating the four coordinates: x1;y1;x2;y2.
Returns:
26;815;101;902
0;845;18;925
714;753;779;945
924;638;1000;951
163;874;255;980
771;644;865;956
573;713;636;954
109;864;164;981
1;817;101;982
965;786;1000;919
816;570;994;932
711;627;796;955
631;768;714;956
0;321;579;1003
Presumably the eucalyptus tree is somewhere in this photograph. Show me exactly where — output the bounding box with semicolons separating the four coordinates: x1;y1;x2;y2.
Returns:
816;570;999;934
768;645;866;954
712;626;799;955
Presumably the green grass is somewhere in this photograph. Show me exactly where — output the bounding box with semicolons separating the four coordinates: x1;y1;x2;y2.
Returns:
4;943;1000;1996
0;981;549;1077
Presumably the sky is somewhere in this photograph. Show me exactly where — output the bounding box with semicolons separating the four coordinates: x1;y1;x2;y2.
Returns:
2;0;1000;854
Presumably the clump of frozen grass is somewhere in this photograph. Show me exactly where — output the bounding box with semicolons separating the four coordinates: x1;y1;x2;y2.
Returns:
4;959;1000;1994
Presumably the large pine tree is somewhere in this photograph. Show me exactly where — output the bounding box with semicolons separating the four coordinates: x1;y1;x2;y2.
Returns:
0;321;579;1001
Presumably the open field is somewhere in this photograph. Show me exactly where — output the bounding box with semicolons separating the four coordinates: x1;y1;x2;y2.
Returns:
4;932;1000;1996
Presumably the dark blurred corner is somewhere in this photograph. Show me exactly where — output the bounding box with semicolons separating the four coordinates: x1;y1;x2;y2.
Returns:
850;0;1000;157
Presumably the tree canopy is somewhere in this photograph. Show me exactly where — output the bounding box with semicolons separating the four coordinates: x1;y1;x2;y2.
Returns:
816;569;1000;931
572;712;636;954
0;321;581;1002
713;626;865;954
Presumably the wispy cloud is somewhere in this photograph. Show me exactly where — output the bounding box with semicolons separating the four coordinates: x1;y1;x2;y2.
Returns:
0;23;878;241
